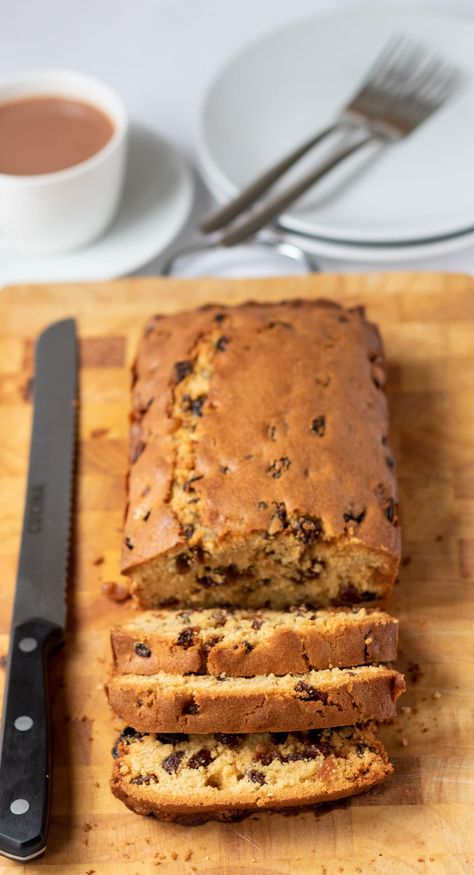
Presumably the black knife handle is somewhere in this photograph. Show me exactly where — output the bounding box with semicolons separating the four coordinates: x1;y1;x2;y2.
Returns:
0;619;62;861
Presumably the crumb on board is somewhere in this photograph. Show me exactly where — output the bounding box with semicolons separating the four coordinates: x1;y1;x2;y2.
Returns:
433;690;442;699
101;580;131;602
93;556;104;566
407;661;423;683
401;737;408;747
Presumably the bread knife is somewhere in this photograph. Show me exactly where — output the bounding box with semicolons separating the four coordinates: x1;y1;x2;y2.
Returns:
0;319;77;861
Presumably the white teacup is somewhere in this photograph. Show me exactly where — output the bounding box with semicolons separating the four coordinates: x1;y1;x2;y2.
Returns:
0;70;128;253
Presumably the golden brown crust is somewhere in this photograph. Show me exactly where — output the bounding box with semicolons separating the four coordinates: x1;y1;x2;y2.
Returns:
121;299;400;610
111;607;399;676
107;666;405;734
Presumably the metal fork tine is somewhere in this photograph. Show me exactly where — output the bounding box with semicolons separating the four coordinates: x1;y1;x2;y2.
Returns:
360;34;404;85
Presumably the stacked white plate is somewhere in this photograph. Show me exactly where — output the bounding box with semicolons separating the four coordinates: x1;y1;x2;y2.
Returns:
196;9;474;265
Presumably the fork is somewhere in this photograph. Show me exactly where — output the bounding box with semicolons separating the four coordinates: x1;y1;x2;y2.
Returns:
200;34;464;246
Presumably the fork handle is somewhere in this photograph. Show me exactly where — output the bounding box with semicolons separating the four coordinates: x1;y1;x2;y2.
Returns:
200;122;339;233
220;132;375;247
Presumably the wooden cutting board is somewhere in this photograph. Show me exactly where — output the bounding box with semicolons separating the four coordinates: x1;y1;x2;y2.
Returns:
0;273;473;875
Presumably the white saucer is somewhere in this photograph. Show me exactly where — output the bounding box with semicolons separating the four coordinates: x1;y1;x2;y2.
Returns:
0;124;194;285
197;9;474;245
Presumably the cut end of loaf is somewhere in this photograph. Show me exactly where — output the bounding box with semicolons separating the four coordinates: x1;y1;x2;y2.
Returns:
111;723;393;822
128;533;398;610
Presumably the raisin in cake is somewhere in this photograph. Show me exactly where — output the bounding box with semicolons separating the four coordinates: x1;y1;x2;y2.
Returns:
122;300;400;610
107;664;405;734
112;606;398;676
111;723;392;822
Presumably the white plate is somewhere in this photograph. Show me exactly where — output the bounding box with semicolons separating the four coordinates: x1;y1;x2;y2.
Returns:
283;227;474;264
203;163;474;264
0;124;194;285
197;9;474;245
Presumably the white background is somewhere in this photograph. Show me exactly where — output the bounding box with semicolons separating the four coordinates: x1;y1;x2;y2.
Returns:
1;0;474;275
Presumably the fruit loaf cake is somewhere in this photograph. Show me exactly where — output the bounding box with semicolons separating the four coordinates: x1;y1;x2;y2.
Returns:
111;723;392;822
111;606;399;676
121;299;400;610
107;664;405;734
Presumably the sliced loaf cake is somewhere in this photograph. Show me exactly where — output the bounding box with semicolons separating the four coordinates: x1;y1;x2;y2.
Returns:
111;722;392;822
112;606;399;676
107;664;405;734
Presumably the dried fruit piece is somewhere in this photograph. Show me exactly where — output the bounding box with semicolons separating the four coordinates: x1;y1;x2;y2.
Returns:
176;628;197;649
247;769;266;785
187;748;213;769
162;751;185;774
174;361;193;384
267;457;291;479
343;509;366;526
310;416;326;436
130;773;157;785
181;394;207;417
215;336;229;351
214;733;243;749
294;680;328;704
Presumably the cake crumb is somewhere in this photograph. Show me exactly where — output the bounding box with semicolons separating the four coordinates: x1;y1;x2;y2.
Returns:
90;428;109;439
432;690;442;699
401;737;408;747
101;580;130;602
401;706;412;715
184;849;193;861
171;851;178;860
407;662;423;684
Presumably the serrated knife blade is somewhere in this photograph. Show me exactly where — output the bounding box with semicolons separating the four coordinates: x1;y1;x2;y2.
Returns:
0;319;77;862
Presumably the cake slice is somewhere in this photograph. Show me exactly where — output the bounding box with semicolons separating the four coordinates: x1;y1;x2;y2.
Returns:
107;664;405;734
122;300;400;610
111;722;392;822
111;606;399;676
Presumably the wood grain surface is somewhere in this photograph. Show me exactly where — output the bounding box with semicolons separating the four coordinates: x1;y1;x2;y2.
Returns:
0;273;472;875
